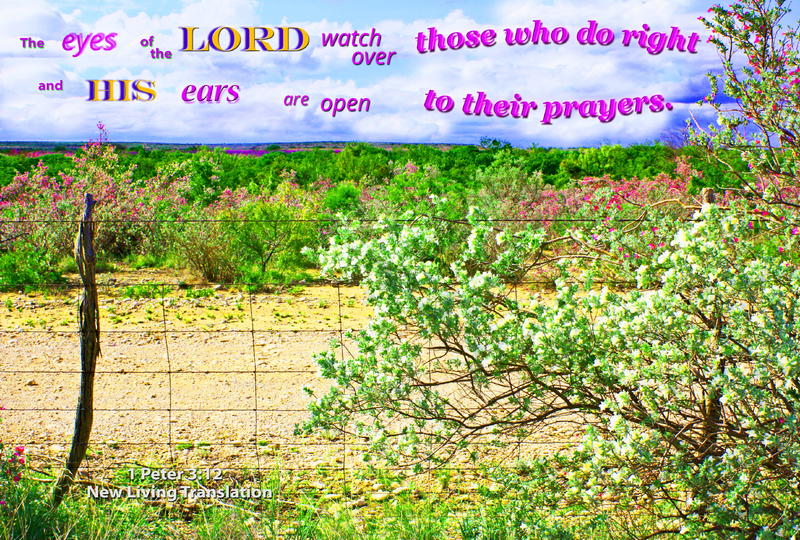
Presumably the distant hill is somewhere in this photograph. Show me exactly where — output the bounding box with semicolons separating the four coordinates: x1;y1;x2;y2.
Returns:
0;141;463;153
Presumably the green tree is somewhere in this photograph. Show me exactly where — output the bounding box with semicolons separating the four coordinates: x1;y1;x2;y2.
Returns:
691;0;800;196
224;201;317;275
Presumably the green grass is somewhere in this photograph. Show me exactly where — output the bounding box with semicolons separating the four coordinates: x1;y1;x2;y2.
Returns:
124;253;174;270
241;270;316;293
185;288;215;299
121;283;163;300
192;506;259;539
56;257;78;275
0;476;177;539
0;464;624;539
57;257;116;275
0;249;65;293
95;261;118;274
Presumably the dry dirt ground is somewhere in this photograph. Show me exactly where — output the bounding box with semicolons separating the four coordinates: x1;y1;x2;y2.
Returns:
0;268;580;498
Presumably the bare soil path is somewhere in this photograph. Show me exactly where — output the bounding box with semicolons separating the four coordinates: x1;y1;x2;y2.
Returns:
0;269;579;493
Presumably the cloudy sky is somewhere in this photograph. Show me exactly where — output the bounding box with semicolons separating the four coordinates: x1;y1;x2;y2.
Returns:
0;0;750;147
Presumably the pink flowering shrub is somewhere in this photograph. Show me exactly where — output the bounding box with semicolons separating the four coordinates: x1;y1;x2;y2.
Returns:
517;156;700;228
0;125;189;260
692;0;800;194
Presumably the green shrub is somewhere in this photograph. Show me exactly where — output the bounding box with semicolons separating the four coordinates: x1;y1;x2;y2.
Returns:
122;282;162;299
0;248;63;291
323;182;361;215
125;253;167;270
222;201;319;278
185;287;215;299
170;217;237;283
475;149;546;218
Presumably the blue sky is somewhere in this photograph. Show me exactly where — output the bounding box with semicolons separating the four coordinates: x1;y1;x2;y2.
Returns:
0;0;768;147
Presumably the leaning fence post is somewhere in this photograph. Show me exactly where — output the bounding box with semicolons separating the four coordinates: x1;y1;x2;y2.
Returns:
52;193;100;507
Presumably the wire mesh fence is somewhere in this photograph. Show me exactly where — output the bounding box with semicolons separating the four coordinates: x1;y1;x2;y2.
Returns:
2;214;612;504
1;280;585;493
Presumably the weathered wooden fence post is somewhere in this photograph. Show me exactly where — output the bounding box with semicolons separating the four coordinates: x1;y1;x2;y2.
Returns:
52;193;100;507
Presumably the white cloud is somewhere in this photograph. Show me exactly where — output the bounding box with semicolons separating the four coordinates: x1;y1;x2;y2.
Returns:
0;0;724;146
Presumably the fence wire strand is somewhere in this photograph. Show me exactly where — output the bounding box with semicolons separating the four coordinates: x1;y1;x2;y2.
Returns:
0;214;691;510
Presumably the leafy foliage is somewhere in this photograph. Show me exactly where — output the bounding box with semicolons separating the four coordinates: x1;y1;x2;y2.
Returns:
0;248;63;291
692;0;800;195
300;200;800;536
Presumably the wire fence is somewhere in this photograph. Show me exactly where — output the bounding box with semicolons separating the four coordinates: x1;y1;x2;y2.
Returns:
0;213;675;504
1;282;578;484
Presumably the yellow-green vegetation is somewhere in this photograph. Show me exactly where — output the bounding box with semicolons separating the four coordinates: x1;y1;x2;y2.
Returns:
0;461;617;539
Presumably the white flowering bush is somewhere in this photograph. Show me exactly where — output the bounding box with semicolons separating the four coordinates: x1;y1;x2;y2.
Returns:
299;202;800;536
